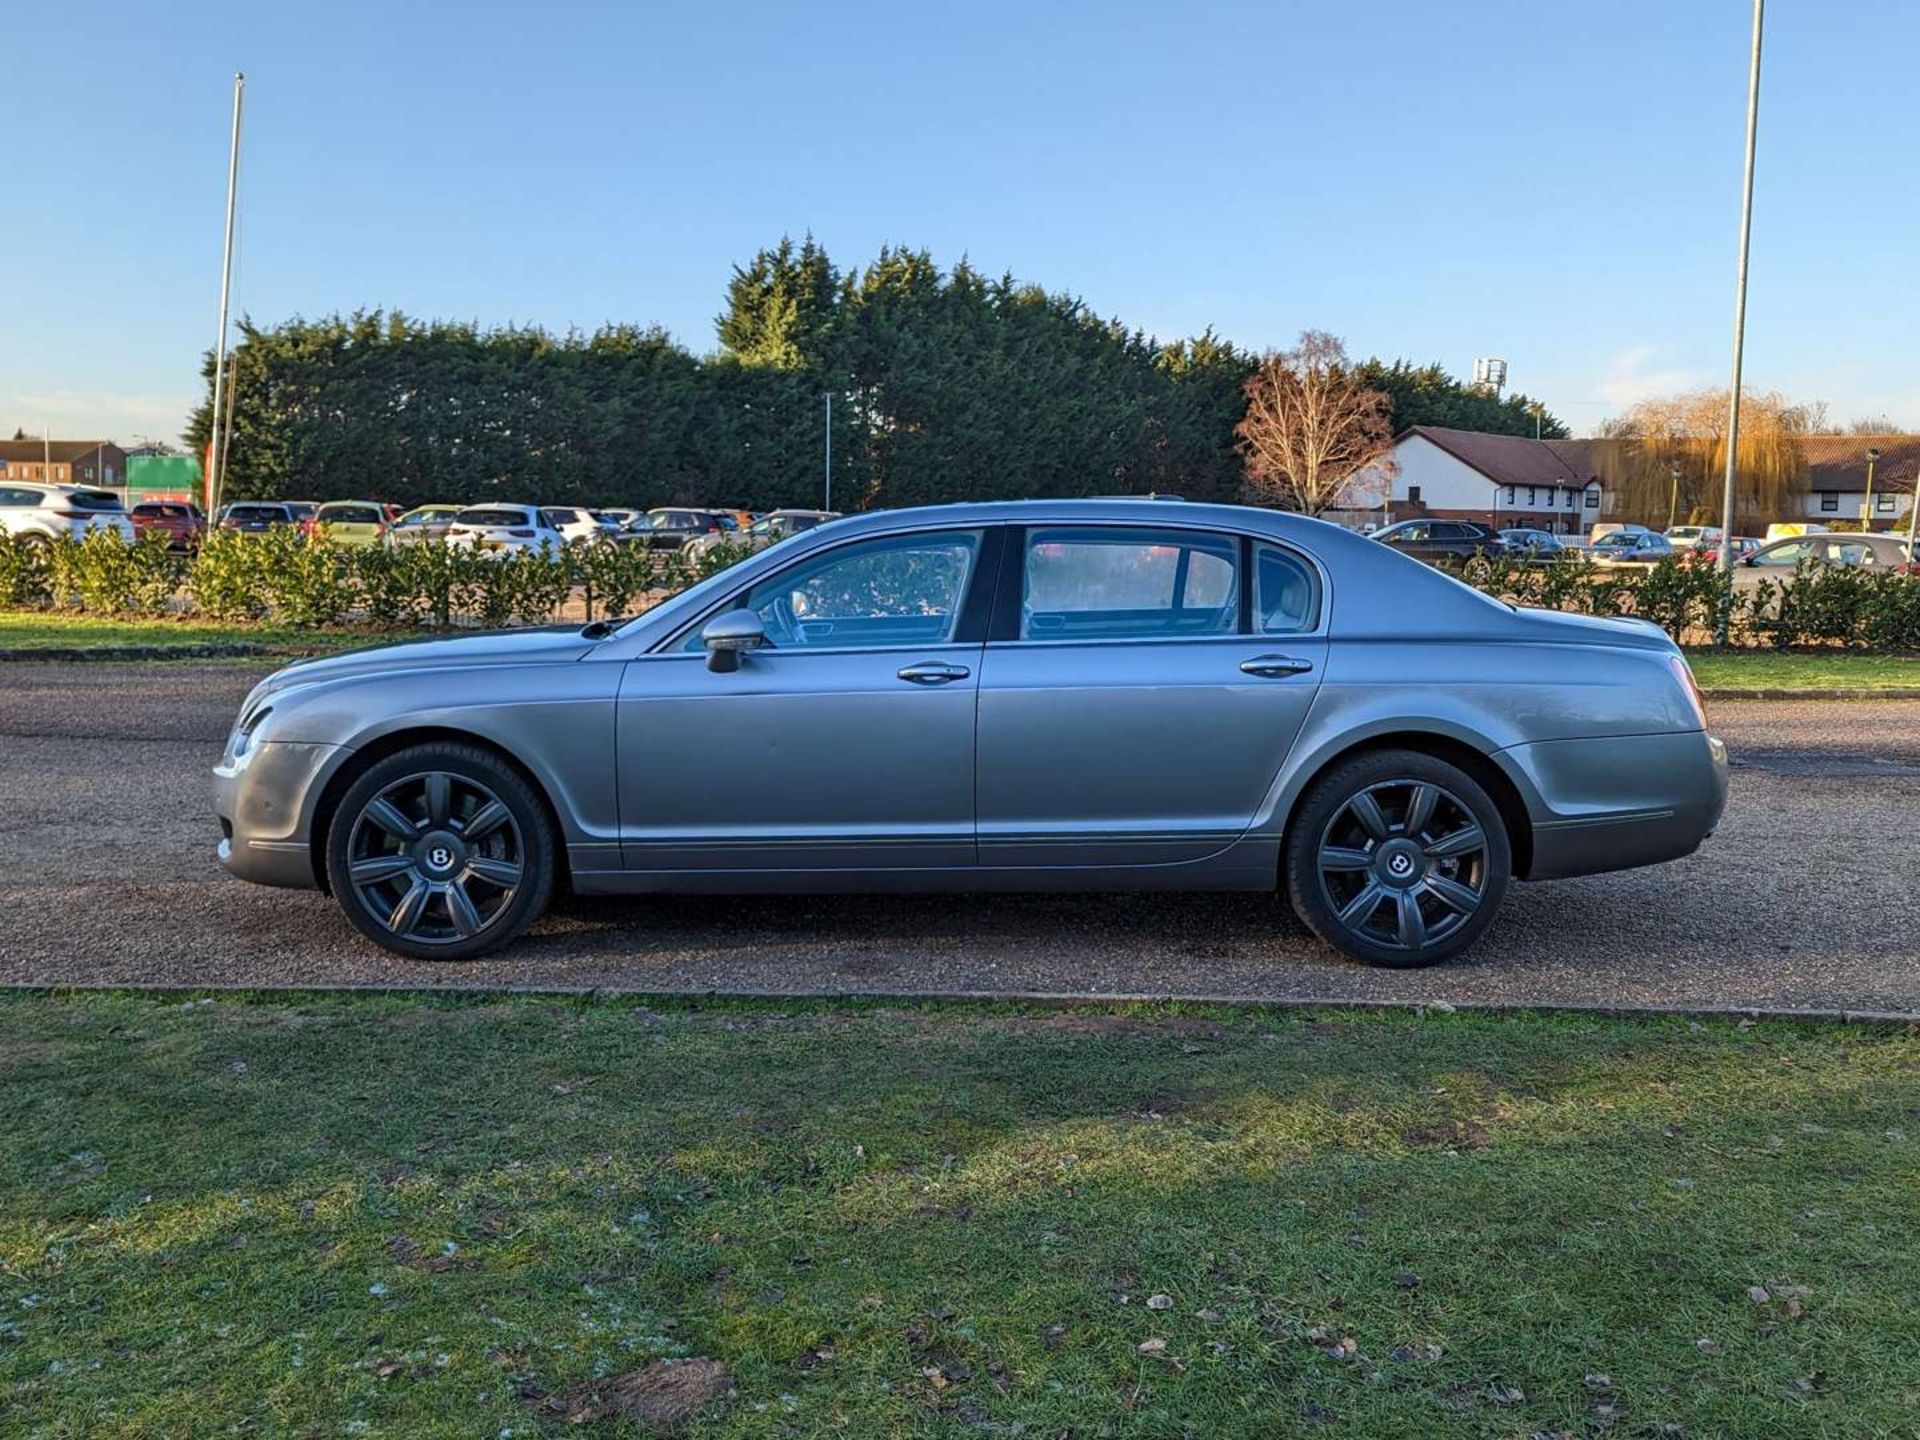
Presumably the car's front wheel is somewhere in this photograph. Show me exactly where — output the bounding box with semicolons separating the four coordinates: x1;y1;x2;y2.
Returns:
324;743;555;961
1285;749;1511;968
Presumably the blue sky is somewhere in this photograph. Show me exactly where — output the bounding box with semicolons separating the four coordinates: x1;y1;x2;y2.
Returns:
6;0;1916;444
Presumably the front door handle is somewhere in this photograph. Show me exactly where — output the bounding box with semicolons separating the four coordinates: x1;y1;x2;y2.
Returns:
1240;654;1315;678
897;660;972;685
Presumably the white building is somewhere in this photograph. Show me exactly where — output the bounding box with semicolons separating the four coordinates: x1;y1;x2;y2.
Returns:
1375;426;1604;535
1799;434;1917;527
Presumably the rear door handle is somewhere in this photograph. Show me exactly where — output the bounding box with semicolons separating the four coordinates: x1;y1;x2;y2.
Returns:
1240;654;1315;678
897;660;972;685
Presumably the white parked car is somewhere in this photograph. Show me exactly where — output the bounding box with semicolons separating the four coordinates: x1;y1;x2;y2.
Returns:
0;483;136;544
1664;525;1721;554
444;505;567;556
541;506;619;546
683;508;838;563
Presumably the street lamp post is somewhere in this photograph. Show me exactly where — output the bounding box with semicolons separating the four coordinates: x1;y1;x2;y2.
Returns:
1714;0;1766;645
1667;465;1682;531
1862;446;1880;531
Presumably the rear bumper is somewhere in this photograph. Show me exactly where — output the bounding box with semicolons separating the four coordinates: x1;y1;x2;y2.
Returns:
212;740;343;889
1501;730;1728;882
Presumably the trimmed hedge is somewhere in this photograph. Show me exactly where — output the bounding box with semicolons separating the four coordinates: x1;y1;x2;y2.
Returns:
2;529;1917;651
0;528;747;630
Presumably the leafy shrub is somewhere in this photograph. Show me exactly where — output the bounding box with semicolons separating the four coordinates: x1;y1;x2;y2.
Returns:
0;531;52;607
187;530;272;620
257;526;353;627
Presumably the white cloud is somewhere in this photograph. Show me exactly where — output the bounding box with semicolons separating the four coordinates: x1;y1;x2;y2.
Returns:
1596;346;1706;410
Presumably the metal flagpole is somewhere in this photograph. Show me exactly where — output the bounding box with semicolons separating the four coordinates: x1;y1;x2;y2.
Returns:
206;71;245;517
1714;1;1764;644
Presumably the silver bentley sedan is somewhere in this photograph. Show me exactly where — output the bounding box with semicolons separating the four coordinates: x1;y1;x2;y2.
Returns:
213;500;1728;968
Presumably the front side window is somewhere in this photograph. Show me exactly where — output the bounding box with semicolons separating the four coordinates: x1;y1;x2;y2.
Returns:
1022;527;1238;641
691;530;980;652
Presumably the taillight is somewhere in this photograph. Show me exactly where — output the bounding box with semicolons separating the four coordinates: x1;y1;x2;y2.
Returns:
1668;654;1709;729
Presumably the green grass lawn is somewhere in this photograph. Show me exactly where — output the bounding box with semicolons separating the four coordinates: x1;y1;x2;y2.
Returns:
0;612;427;654
3;993;1915;1437
1684;649;1920;692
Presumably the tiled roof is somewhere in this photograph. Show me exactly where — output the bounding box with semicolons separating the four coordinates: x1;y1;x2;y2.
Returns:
1800;434;1920;495
1399;427;1599;488
0;440;118;464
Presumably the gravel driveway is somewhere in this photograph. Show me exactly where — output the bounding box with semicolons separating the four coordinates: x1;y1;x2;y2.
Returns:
3;662;1917;1013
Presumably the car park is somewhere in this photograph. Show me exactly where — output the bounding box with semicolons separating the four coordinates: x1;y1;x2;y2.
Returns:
1589;530;1674;565
623;507;736;550
306;501;390;546
386;504;465;544
1684;535;1760;566
1497;527;1564;560
128;500;208;550
683;507;837;562
217;501;299;534
214;498;1727;970
1730;531;1917;588
444;505;567;555
0;482;137;544
1369;518;1505;566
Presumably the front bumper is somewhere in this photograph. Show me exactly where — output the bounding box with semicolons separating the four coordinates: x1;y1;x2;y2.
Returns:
1503;729;1729;882
212;740;343;888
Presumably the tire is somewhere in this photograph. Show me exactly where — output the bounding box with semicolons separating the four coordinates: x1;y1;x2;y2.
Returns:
1285;749;1511;969
324;742;555;961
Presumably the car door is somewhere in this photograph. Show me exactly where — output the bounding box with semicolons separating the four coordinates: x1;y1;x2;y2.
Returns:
974;524;1327;868
615;525;996;872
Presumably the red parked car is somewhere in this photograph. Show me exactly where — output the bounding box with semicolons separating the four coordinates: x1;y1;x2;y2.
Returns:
128;501;208;551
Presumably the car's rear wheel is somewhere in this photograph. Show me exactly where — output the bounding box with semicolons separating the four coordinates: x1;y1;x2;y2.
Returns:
1285;749;1510;969
324;743;554;961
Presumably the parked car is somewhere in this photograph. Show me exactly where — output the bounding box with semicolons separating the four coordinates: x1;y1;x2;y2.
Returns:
1589;523;1652;543
305;501;390;546
0;482;136;544
539;506;618;546
1590;530;1675;565
1497;527;1565;560
1731;531;1917;588
214;498;1727;969
387;504;466;545
1370;519;1506;566
284;501;320;526
683;508;838;562
129;500;208;551
623;507;736;550
217;501;299;535
1664;525;1720;553
444;505;567;555
1684;536;1760;566
592;508;642;532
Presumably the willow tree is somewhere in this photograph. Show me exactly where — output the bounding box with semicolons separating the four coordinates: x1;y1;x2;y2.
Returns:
1596;389;1815;530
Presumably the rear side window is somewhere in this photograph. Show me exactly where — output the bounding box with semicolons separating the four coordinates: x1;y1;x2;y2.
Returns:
1021;527;1238;641
67;489;124;511
1255;544;1319;633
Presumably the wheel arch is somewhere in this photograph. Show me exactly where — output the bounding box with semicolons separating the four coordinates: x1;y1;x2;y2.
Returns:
1279;730;1534;881
306;726;572;894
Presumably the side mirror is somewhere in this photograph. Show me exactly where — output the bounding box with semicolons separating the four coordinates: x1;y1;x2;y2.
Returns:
702;608;766;672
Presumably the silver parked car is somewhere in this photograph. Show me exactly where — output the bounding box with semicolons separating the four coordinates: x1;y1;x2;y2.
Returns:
213;500;1728;967
1731;531;1916;588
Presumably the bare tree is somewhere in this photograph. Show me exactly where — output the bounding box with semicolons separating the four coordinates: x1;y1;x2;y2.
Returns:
1235;331;1395;515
